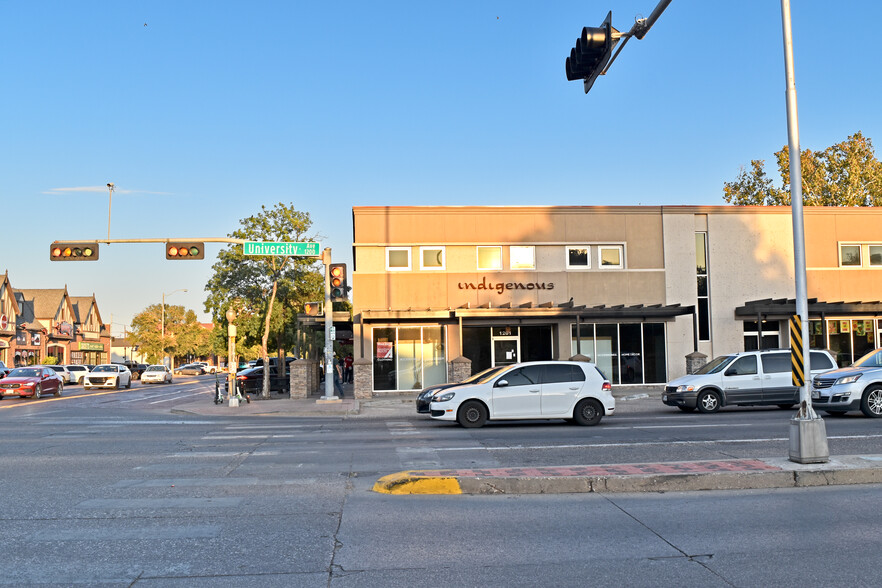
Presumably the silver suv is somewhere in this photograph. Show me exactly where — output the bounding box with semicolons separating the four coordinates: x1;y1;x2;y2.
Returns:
663;349;837;413
812;348;882;417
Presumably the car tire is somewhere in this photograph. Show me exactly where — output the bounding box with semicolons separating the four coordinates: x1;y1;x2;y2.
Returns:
860;386;882;418
777;404;795;410
126;377;131;389
457;400;488;428
696;390;721;413
54;383;63;397
34;385;42;399
677;406;695;412
574;398;603;426
114;379;120;390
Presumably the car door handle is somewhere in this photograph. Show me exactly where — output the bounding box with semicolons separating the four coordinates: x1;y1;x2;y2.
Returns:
569;386;580;390
530;388;540;393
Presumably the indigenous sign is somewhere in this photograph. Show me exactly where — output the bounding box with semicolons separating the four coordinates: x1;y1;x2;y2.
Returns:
457;277;555;294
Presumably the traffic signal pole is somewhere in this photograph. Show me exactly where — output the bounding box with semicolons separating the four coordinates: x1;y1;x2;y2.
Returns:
320;248;338;401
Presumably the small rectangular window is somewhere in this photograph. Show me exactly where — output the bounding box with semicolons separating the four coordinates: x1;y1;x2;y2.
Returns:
419;247;445;270
477;246;502;270
598;245;623;269
566;246;590;269
869;245;882;267
386;247;411;271
840;244;862;267
510;246;535;270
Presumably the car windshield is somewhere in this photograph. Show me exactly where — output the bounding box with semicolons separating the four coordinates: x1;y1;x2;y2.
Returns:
92;365;116;372
466;366;507;384
694;355;735;375
852;348;882;368
145;366;165;372
9;368;40;378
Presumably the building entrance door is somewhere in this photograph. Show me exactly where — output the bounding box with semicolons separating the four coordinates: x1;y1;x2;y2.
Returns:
491;326;520;367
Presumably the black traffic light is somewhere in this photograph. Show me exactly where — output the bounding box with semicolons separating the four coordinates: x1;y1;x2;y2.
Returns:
565;11;618;93
166;242;205;260
329;263;347;301
50;242;99;261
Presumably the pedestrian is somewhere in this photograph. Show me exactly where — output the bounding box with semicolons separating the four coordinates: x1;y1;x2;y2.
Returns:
344;353;354;383
333;354;345;398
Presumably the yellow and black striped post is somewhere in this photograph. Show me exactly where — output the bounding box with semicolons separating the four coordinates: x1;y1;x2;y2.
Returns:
790;314;804;387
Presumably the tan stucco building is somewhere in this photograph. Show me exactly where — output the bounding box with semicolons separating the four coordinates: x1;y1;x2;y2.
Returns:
350;205;882;395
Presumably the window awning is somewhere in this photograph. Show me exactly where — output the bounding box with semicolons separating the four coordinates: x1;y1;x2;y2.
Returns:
357;302;695;322
735;298;882;318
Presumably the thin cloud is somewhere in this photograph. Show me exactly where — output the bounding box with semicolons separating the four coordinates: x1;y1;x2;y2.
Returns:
44;186;173;196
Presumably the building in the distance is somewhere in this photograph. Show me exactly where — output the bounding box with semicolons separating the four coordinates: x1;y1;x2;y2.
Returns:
349;205;882;396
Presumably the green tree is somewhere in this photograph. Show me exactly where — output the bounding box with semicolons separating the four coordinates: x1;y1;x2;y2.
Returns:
204;203;324;399
723;132;882;206
129;304;207;365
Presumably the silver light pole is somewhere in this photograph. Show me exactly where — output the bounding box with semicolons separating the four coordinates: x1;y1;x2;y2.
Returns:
781;0;828;463
106;183;115;241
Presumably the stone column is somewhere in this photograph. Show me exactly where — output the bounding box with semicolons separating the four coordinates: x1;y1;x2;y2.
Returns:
354;357;373;399
448;355;472;383
686;351;707;374
289;360;308;399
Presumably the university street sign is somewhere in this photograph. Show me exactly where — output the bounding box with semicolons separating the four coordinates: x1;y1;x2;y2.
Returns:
243;241;320;256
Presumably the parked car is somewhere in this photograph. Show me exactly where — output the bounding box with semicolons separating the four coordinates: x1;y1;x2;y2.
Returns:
175;363;205;375
84;364;132;390
0;366;63;399
416;366;507;414
141;364;173;384
193;362;218;374
47;365;73;383
114;361;147;380
812;348;882;417
663;349;837;413
0;360;10;378
226;366;290;395
65;364;91;384
429;360;615;428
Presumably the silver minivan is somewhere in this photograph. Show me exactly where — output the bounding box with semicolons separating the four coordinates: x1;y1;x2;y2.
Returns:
663;349;837;413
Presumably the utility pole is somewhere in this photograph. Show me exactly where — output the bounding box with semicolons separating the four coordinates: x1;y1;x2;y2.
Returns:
320;248;338;401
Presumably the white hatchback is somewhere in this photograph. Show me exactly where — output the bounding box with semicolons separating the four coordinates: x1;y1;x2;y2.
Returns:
430;361;615;428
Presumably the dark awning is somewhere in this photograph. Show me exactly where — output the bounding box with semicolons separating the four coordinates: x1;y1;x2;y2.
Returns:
356;302;694;322
735;298;882;318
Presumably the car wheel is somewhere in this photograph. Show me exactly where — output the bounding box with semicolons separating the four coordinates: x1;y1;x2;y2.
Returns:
574;398;603;426
777;404;795;410
696;390;721;413
457;400;488;428
114;379;120;390
677;405;695;412
126;377;131;389
54;382;63;397
860;386;882;418
34;385;42;399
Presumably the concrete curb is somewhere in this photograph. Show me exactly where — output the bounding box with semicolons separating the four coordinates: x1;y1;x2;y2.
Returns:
372;456;882;495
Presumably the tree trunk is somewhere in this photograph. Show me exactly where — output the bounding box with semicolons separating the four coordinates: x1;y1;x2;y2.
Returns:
260;281;277;400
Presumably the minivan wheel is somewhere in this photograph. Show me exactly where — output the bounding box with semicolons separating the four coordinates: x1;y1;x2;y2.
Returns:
860;386;882;418
574;398;603;426
457;400;488;428
696;390;721;413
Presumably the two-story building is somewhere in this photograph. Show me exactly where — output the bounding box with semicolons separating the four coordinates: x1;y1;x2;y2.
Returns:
349;205;882;396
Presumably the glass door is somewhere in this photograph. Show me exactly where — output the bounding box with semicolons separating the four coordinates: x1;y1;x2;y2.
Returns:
492;339;519;366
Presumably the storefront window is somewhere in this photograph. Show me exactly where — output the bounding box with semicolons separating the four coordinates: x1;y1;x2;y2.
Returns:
373;327;396;390
852;319;876;362
570;324;595;358
827;320;852;367
422;327;447;388
397;327;422;390
642;323;667;384
595;324;619;383
619;324;642;384
743;320;780;351
371;326;447;391
570;322;666;384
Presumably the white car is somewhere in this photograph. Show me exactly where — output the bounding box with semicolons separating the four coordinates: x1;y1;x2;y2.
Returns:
141;364;173;384
193;362;217;374
83;364;132;390
430;360;615;428
47;365;73;383
65;365;90;384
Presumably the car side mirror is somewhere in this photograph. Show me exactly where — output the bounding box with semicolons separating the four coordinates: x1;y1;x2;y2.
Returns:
495;379;509;388
724;367;737;377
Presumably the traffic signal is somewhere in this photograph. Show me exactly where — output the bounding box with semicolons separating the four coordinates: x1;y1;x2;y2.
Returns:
565;11;618;93
304;301;322;316
50;242;99;261
166;242;205;260
329;263;347;301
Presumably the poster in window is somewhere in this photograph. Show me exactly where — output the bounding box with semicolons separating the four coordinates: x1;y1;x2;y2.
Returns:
376;341;393;360
812;321;822;335
840;321;850;334
855;321;865;336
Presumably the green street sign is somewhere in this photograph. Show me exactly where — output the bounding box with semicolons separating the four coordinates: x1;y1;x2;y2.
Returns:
243;241;320;256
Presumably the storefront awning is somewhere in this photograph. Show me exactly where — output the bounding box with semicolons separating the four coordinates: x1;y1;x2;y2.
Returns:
357;302;694;322
735;298;882;318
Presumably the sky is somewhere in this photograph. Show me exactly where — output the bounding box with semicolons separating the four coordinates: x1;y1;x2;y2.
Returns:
2;1;881;336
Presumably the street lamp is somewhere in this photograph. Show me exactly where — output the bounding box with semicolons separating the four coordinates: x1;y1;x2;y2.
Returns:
161;289;188;369
225;306;239;407
106;183;114;241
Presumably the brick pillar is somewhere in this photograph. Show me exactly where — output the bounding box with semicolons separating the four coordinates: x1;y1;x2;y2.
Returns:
305;359;320;396
289;360;308;399
448;355;472;383
354;357;373;399
686;351;707;374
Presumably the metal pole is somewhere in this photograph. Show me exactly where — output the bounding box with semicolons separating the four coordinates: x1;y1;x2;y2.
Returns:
106;183;114;242
321;248;337;400
781;0;828;463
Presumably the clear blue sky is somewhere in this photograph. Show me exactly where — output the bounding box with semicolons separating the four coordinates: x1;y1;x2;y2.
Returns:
2;1;880;334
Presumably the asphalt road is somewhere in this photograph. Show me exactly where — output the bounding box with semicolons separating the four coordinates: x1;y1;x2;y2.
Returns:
1;376;880;586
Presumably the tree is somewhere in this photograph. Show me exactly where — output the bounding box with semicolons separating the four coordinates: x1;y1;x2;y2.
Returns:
204;203;324;399
129;304;207;365
723;132;882;206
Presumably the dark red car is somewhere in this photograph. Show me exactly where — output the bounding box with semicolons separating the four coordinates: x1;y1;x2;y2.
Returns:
0;367;64;399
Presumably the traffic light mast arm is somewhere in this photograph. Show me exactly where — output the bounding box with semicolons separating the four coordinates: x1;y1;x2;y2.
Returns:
601;0;673;76
51;238;248;245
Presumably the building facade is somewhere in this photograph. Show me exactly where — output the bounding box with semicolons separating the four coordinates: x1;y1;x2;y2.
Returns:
350;205;882;395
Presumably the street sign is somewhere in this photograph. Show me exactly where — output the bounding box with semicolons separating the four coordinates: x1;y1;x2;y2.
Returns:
329;326;336;341
243;241;320;256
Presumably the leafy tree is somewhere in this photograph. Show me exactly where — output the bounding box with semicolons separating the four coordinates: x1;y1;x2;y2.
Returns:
723;132;882;206
204;203;324;399
129;304;207;366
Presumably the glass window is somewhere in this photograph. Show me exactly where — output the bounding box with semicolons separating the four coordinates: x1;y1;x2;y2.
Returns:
422;326;447;388
743;320;780;350
570;323;595;358
372;328;396;390
543;364;581;384
840;244;861;267
810;351;835;370
870;245;882;266
727;355;757;376
477;246;502;270
567;246;590;269
761;353;790;374
500;366;541;387
696;232;710;342
619;323;642;384
642;323;667;384
598;246;623;268
386;247;411;271
510;246;535;270
397;327;422;390
420;247;445;270
595;324;619;384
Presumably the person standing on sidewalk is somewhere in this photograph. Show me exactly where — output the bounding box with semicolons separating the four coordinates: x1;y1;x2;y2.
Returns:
333;355;345;398
343;353;354;383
